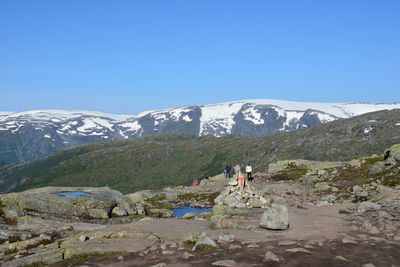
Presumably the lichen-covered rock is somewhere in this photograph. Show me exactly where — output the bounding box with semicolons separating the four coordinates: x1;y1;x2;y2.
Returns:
259;205;289;230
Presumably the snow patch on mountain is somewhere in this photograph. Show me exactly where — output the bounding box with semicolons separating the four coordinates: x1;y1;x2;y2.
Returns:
242;105;264;125
199;102;243;136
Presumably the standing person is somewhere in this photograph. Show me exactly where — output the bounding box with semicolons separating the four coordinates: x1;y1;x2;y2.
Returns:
234;163;241;179
225;163;232;178
246;163;253;181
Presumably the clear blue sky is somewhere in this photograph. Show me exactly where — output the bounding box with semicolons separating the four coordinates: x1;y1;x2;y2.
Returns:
1;0;399;114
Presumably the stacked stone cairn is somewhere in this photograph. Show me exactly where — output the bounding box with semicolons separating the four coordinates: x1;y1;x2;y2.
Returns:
213;178;289;230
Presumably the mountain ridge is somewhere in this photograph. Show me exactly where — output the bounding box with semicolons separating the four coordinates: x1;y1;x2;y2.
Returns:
1;99;400;163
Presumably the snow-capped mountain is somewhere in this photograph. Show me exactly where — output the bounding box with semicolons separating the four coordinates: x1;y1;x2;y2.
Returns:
1;99;400;163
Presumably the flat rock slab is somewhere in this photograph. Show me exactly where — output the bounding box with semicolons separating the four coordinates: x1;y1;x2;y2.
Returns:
0;186;136;219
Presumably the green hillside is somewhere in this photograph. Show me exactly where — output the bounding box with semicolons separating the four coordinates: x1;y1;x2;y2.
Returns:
1;109;399;194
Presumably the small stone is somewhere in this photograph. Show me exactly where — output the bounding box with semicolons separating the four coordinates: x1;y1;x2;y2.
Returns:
335;256;348;262
161;250;174;255
285;247;311;254
211;260;237;266
78;235;89;242
229;244;242;250
218;233;235;243
182;252;194;259
342;237;357;244
264;251;279;263
278;240;297;246
362;264;375;267
118;256;124;260
149;263;167;267
147;235;160;242
247;243;259;248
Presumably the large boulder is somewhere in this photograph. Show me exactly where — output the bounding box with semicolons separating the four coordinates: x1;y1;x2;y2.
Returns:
384;144;400;162
259;205;289;230
0;187;137;220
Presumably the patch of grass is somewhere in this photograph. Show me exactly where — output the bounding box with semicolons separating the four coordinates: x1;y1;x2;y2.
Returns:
177;192;219;203
22;262;47;267
54;252;122;266
272;163;308;181
144;194;173;210
5;247;18;255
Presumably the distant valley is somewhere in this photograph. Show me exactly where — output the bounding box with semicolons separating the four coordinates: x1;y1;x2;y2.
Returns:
1;109;399;194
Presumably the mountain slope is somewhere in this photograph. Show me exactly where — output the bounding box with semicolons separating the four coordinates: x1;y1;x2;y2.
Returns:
1;100;400;164
1;109;400;194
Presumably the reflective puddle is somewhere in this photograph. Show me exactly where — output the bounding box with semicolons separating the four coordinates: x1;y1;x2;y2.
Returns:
55;191;91;197
172;205;212;218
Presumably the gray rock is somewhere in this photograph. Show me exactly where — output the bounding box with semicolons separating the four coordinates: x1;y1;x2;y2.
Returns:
193;232;218;250
335;256;349;262
285;247;311;254
247;197;263;208
264;251;280;263
259;204;289;230
394;153;400;162
350;159;362;168
211;260;237;266
321;194;337;203
182;212;198;219
78;235;89;242
362;221;380;235
182;252;194;259
352;185;363;193
278;240;297;246
342;237;357;244
358;201;381;212
301;175;316;185
314;182;331;192
369;163;384;175
217;233;235;243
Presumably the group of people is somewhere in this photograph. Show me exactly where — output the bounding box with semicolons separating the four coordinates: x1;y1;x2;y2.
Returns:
224;162;253;181
191;163;254;187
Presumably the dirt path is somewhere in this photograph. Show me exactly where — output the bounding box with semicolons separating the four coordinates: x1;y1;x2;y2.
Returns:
63;239;400;267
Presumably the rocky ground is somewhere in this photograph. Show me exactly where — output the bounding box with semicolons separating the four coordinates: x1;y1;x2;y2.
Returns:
1;145;400;266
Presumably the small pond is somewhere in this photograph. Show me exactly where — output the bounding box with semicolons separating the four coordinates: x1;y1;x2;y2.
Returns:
55;191;91;197
173;205;212;218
